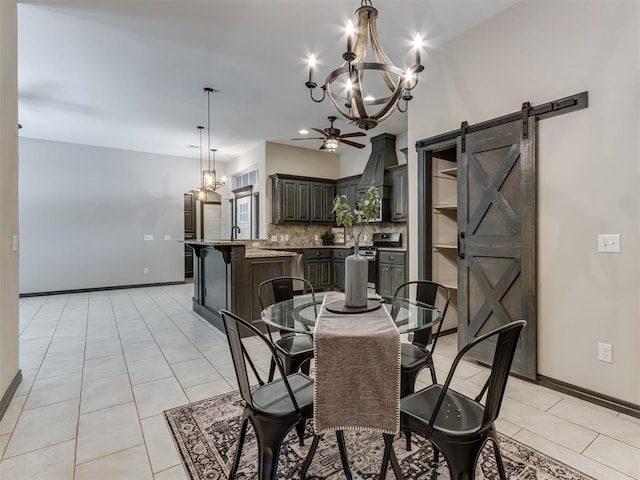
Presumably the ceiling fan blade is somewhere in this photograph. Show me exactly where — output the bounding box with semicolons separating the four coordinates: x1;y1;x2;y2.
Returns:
291;137;325;141
319;143;326;150
340;139;366;149
311;128;329;137
339;131;367;138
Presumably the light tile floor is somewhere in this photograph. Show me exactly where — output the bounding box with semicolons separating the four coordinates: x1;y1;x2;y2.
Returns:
0;284;638;479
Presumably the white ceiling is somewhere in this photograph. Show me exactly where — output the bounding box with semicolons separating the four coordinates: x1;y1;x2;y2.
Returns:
17;0;519;163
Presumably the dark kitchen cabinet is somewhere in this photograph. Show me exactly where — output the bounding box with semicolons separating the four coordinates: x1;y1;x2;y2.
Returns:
335;174;361;213
271;174;335;224
331;248;350;291
311;182;336;223
377;250;406;297
388;164;408;222
304;249;332;290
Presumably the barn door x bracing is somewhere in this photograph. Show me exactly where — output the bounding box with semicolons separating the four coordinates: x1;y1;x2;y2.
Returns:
457;118;537;379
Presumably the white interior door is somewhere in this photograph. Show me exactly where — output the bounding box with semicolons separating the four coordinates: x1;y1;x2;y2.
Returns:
202;202;222;240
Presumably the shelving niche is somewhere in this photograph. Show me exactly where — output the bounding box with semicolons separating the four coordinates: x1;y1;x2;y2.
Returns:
431;146;458;332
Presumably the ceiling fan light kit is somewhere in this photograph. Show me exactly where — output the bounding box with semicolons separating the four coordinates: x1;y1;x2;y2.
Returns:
292;115;366;152
305;0;424;131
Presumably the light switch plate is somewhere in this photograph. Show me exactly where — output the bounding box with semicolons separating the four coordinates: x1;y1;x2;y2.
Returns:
144;234;154;241
12;235;18;252
598;234;620;253
164;234;171;241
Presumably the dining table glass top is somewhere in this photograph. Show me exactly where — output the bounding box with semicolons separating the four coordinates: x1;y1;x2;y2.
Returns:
260;292;443;335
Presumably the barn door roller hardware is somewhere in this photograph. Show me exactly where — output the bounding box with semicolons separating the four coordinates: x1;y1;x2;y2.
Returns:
417;91;589;149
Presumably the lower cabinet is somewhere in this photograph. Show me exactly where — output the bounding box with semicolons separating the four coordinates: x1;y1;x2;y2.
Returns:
331;248;350;291
304;249;332;291
377;251;406;297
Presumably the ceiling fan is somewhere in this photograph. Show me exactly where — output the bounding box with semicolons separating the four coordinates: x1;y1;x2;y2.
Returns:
292;116;366;151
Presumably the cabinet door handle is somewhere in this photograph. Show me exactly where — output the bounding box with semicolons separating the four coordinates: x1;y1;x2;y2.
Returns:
389;256;394;261
316;252;321;256
458;232;466;259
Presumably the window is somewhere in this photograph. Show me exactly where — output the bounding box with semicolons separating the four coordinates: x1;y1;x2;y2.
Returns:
234;168;259;189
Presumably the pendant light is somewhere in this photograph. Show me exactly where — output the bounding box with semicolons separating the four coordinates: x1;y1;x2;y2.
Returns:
202;87;225;191
194;125;206;201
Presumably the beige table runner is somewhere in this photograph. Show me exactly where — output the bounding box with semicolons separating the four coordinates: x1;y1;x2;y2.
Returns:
313;293;401;435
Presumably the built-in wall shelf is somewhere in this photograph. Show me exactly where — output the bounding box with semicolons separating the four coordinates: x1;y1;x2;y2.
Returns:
433;242;457;251
438;167;458;178
433;204;457;213
440;281;458;291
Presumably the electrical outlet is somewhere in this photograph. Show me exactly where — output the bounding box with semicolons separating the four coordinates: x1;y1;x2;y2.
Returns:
144;234;154;241
164;234;171;241
143;267;149;275
598;234;620;253
598;342;613;363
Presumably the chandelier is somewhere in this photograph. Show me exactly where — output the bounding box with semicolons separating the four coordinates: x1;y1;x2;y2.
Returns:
305;0;424;131
202;87;225;192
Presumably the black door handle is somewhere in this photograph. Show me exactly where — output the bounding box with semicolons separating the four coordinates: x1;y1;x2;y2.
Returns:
458;232;465;259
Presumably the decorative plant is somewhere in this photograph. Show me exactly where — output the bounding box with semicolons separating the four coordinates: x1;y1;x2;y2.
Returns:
320;230;335;245
332;185;381;247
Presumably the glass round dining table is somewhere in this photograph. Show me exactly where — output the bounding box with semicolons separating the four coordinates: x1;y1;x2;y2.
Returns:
260;292;443;335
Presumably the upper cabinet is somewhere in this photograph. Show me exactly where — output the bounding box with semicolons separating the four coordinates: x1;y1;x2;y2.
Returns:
387;164;408;223
335;174;361;214
271;174;335;224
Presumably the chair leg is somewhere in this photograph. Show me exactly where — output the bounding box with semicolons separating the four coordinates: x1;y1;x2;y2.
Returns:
295;418;306;446
404;431;413;452
229;417;249;480
491;437;507;480
300;434;321;478
335;430;353;480
427;358;437;384
379;433;404;480
267;358;276;382
251;416;294;480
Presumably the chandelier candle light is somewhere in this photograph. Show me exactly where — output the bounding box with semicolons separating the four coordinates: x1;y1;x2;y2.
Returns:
305;0;424;130
333;186;381;308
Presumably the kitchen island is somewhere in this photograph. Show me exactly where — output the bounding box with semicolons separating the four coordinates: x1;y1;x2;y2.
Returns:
184;240;296;335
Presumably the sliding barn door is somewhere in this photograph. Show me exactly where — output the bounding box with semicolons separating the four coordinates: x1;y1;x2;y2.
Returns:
457;119;537;379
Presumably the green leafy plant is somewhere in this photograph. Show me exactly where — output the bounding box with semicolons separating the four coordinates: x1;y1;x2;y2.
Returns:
332;185;381;246
320;230;335;245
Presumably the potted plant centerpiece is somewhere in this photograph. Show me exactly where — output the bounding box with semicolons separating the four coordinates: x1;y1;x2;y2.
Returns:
332;186;381;308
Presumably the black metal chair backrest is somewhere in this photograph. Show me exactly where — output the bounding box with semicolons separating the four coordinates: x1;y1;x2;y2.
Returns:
258;276;315;309
428;320;527;432
479;320;526;427
393;280;451;348
258;276;316;339
220;309;303;414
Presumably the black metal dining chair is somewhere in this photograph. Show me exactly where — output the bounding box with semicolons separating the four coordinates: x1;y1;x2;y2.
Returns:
392;280;450;450
399;320;527;480
220;309;314;480
258;276;316;382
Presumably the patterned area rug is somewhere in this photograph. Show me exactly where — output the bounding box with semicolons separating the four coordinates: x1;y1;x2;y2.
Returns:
164;391;594;480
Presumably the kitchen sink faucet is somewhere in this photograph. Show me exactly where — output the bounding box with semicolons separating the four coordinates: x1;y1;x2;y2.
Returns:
231;225;241;241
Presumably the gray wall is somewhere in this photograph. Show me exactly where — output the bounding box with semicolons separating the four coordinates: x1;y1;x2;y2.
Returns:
0;0;20;402
407;0;639;405
19;138;199;294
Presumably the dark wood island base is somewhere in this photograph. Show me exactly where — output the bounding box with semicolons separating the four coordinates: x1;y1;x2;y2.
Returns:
185;241;295;336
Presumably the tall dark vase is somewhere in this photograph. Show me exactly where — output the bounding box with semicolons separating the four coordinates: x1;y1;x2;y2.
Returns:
344;241;368;308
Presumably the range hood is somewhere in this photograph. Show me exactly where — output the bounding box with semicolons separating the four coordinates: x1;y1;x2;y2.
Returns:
357;133;399;189
357;133;398;222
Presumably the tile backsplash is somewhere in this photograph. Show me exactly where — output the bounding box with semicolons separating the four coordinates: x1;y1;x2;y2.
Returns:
266;223;407;247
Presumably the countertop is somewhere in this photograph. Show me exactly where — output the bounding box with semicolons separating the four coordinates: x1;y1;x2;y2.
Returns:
244;249;298;258
183;240;406;253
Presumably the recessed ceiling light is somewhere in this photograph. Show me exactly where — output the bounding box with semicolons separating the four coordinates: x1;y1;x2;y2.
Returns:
298;129;309;135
